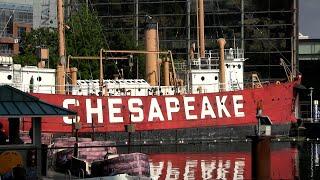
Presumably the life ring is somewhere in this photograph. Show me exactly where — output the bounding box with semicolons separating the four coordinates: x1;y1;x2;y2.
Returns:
256;84;262;88
276;81;281;85
0;151;23;174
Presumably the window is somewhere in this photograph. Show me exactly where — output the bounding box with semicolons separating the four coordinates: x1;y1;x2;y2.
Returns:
18;27;26;38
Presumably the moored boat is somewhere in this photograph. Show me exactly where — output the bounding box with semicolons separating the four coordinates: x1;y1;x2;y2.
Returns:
0;0;301;140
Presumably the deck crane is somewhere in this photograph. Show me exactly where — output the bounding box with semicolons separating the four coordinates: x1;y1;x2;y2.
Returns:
280;58;293;82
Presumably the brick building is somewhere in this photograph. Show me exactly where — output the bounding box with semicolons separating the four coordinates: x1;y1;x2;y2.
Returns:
0;2;33;56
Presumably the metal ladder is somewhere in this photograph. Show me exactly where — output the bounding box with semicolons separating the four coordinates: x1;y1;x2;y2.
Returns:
13;64;22;90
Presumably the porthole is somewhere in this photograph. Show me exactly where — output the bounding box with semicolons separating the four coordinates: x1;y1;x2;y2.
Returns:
37;76;42;82
7;75;12;80
238;64;241;69
201;76;205;81
215;76;218;80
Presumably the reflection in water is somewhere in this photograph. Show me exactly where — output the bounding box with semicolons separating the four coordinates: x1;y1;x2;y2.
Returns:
315;144;319;167
299;142;320;179
123;141;319;179
149;150;296;180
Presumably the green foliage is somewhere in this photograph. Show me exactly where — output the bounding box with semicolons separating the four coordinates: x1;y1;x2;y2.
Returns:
66;5;107;79
14;5;145;80
13;28;58;67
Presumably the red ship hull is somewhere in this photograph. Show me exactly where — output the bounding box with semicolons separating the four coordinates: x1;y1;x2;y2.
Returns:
14;80;299;134
0;80;299;136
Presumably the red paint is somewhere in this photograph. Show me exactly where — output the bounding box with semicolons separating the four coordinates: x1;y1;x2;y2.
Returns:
0;80;298;133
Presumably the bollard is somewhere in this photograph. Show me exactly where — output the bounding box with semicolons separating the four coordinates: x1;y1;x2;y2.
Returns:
125;124;135;153
41;144;48;176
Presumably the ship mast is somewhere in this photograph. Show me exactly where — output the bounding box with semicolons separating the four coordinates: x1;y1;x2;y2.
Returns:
198;0;205;58
57;0;66;94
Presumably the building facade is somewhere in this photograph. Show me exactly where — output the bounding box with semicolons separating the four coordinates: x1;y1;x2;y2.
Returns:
91;0;298;82
298;38;320;118
0;1;33;56
0;0;57;56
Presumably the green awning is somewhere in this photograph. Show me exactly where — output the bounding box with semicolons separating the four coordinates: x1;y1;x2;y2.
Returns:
0;85;77;117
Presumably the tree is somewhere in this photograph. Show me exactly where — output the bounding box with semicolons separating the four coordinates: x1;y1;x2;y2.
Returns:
66;5;107;79
14;5;144;80
14;28;58;67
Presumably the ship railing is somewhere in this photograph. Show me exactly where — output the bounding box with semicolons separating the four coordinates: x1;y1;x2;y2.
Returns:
192;48;245;61
225;48;244;60
2;79;274;96
1;83;57;94
69;85;186;96
189;57;219;70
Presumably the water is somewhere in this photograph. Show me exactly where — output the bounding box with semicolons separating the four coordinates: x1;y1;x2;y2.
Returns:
118;141;320;179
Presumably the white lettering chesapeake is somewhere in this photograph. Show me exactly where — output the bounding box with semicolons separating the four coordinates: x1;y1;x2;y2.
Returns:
184;96;197;120
216;96;231;118
108;98;123;123
201;96;216;119
233;95;245;117
86;99;103;123
148;98;164;121
165;97;180;120
128;98;143;122
63;99;80;124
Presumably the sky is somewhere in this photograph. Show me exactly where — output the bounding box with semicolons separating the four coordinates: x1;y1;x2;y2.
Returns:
299;0;320;38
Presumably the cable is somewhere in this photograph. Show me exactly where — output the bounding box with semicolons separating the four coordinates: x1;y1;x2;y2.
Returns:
215;0;223;36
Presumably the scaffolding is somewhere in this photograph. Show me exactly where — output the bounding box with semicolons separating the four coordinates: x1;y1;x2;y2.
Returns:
89;0;297;82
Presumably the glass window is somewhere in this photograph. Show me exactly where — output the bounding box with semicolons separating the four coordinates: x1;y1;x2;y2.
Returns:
314;44;320;54
18;27;26;38
299;44;311;55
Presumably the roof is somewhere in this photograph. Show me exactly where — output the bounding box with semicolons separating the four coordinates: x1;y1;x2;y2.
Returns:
0;85;77;117
258;116;272;125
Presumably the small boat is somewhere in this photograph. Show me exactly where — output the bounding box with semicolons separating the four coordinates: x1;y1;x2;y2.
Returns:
52;137;150;179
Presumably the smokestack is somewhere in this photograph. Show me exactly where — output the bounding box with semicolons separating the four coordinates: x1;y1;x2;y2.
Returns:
198;0;205;58
144;21;158;86
163;57;170;86
217;38;226;92
70;67;78;87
